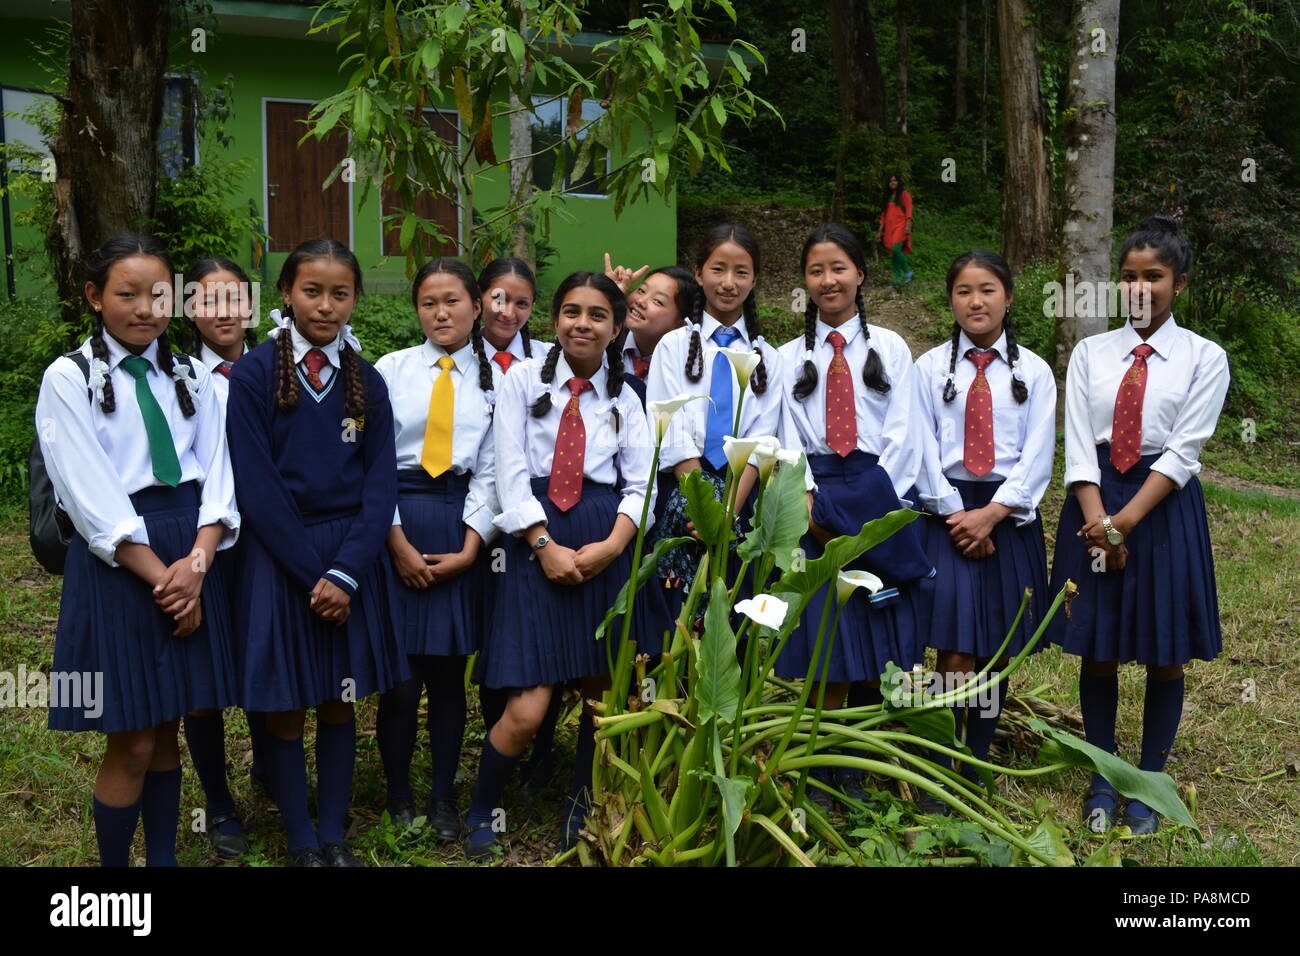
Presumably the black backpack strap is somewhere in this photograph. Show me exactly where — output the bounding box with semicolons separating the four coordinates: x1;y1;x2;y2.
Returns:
65;350;91;401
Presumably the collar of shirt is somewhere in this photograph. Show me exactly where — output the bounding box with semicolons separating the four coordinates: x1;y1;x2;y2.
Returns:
98;332;161;374
550;352;611;412
816;315;863;349
485;330;529;361
624;342;649;363
289;322;342;369
1119;313;1179;361
197;341;244;371
700;310;749;346
957;328;1008;362
420;337;474;374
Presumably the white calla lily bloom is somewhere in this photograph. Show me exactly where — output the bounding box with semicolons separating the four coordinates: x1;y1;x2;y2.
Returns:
835;570;884;606
751;435;783;481
722;435;761;477
734;594;790;630
647;393;708;443
719;345;761;390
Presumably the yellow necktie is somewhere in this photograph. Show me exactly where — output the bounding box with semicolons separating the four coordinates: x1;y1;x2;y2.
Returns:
421;355;455;478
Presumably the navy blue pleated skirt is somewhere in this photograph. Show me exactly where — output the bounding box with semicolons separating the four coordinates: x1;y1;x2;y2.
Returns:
1048;445;1222;666
910;478;1050;658
773;453;930;682
49;481;237;734
484;477;668;689
235;507;408;711
391;469;483;657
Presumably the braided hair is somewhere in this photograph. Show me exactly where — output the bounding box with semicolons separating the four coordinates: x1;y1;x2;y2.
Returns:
1118;214;1194;283
274;238;367;419
530;271;628;433
84;233;195;417
687;224;768;394
941;249;1028;405
182;257;259;356
412;258;493;394
477;257;538;358
791;223;890;401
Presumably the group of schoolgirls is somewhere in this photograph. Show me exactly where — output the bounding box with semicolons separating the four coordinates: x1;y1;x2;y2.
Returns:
39;211;1226;869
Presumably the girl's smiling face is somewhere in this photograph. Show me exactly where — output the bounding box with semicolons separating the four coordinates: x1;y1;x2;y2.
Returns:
481;274;534;350
804;241;864;325
627;273;685;347
85;254;173;353
191;268;252;351
555;285;619;369
950;264;1012;347
1120;246;1185;326
282;257;357;347
417;271;480;352
695;240;755;324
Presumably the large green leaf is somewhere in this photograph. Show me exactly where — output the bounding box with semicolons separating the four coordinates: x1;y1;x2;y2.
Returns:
696;580;742;725
1024;815;1074;867
1026;718;1198;830
681;470;727;546
772;509;919;600
704;770;753;861
737;456;810;570
594;535;693;641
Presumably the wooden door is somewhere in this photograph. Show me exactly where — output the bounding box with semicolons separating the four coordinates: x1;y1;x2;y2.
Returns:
264;100;350;253
382;109;460;257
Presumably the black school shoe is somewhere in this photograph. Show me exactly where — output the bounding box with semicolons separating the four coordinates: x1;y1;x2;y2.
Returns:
1082;786;1120;834
426;798;462;841
385;795;417;828
1121;801;1161;836
322;842;365;867
206;811;251;859
288;847;328;867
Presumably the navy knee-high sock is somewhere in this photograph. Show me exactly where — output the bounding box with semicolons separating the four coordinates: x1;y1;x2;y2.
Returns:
1079;671;1120;795
479;686;507;734
93;795;141;867
467;737;521;828
377;675;422;802
1130;675;1185;816
568;711;596;802
140;768;181;867
930;706;965;771
529;687;563;768
965;677;1008;761
427;657;467;801
265;734;317;853
316;717;356;845
182;713;239;835
246;710;272;785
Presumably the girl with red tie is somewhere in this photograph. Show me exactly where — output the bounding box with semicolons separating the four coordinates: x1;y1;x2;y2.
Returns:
476;257;547;374
463;271;660;860
1050;215;1230;835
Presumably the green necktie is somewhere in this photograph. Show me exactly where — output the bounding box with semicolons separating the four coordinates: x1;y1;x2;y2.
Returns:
121;355;182;487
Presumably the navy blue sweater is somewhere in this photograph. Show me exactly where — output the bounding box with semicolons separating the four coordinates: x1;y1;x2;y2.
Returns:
225;338;397;596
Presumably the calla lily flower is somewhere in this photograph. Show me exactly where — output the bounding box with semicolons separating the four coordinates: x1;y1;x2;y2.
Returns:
646;393;707;443
719;345;761;390
722;435;760;477
734;594;790;630
751;435;783;481
835;570;884;606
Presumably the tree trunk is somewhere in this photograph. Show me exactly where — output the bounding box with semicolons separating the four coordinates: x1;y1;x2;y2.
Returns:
955;0;969;121
507;2;533;265
997;0;1053;267
827;0;886;220
1058;0;1120;372
48;0;170;337
896;1;908;138
980;0;990;189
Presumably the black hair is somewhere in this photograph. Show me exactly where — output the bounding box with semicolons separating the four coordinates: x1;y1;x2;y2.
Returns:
791;223;890;401
941;248;1028;405
413;258;493;394
884;173;906;206
1117;214;1194;283
477;256;538;358
642;265;702;327
182;257;259;356
530;271;627;434
274;238;367;419
687;223;768;395
84;233;195;418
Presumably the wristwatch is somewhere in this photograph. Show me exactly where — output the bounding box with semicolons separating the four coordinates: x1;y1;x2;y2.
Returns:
530;534;550;552
1100;516;1123;547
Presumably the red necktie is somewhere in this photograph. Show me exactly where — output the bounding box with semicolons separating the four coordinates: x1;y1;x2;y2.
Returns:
215;362;232;378
547;377;592;511
1110;343;1156;473
302;348;328;390
631;354;651;380
825;329;857;457
492;351;515;374
963;349;998;477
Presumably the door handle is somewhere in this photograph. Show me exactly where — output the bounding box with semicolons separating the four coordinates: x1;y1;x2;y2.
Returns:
268;183;279;198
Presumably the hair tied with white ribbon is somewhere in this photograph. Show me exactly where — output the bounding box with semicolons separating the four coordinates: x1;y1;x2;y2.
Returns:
88;357;110;405
172;361;202;403
266;308;363;353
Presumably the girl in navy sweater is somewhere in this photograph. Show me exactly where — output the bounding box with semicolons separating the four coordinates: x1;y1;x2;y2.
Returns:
225;238;405;867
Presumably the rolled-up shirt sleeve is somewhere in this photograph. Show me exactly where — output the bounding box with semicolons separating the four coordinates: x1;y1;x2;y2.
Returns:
464;415;500;544
1151;345;1230;488
1062;342;1101;490
646;329;702;468
189;364;241;549
990;366;1057;524
615;394;656;531
492;368;548;535
911;360;962;515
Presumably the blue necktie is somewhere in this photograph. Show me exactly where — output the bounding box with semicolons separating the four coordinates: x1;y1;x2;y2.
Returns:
703;326;742;470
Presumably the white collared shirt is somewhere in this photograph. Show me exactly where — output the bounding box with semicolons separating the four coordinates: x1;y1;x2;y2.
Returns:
1063;316;1229;489
482;329;550;371
912;330;1057;523
197;340;246;406
285;322;340;386
776;317;922;501
35;334;240;566
374;339;500;543
646;312;787;470
492;351;655;535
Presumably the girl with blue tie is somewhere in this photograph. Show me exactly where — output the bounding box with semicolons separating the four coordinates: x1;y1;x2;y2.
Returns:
37;234;240;866
225;238;406;866
1051;215;1229;835
374;259;499;841
910;250;1056;807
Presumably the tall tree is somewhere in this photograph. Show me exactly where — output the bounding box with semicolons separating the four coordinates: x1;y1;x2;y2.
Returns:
955;0;969;120
980;0;991;189
1058;0;1120;371
47;0;171;334
896;1;909;138
997;0;1053;266
827;0;887;220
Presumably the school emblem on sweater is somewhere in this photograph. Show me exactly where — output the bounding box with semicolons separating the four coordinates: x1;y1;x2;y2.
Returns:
341;416;365;443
